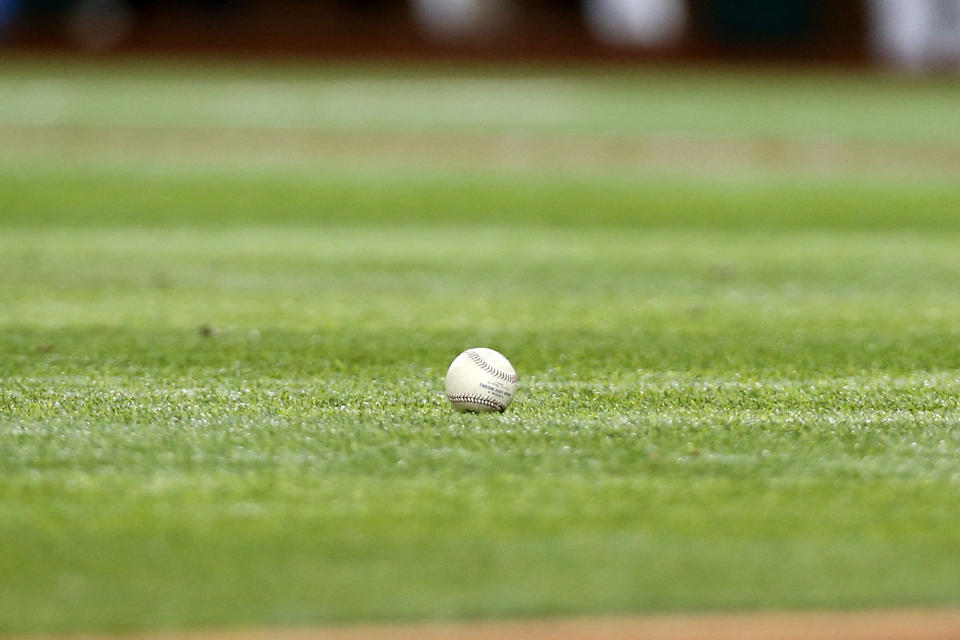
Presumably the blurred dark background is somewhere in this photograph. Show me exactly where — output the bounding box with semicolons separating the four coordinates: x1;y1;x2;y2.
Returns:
1;0;959;70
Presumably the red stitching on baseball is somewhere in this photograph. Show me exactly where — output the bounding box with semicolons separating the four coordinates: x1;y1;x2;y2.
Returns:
467;350;519;384
447;394;506;412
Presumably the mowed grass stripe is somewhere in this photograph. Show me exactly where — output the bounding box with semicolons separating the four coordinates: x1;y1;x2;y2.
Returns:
3;169;960;230
2;60;960;143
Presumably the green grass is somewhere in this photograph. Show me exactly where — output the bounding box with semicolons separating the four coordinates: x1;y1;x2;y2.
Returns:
2;59;960;633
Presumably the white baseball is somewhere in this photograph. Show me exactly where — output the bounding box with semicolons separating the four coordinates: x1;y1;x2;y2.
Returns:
445;347;518;413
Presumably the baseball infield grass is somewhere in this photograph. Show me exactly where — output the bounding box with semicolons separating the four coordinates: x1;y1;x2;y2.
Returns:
2;59;960;633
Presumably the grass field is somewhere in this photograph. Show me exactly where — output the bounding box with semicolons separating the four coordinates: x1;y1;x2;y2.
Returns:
2;59;960;634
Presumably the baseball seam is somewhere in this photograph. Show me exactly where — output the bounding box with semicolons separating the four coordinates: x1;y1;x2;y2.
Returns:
467;350;519;384
447;393;507;412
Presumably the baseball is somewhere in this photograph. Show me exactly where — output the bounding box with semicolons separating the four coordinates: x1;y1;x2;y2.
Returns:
445;347;518;413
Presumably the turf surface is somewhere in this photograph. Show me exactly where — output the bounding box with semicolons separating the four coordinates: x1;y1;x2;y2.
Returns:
1;60;960;633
